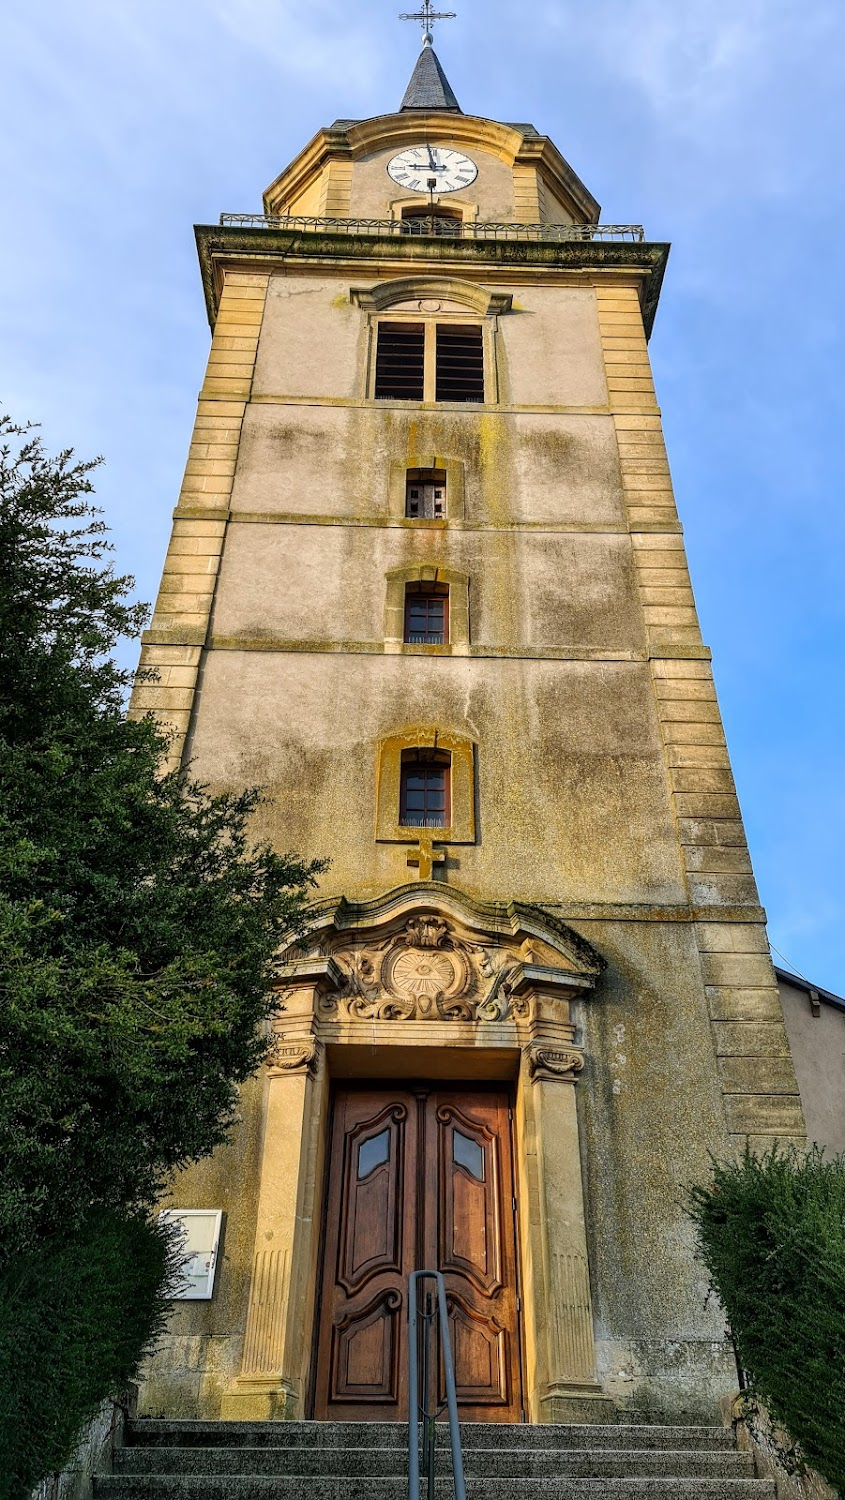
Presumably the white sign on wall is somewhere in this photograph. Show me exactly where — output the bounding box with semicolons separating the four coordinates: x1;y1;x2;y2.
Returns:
159;1209;223;1300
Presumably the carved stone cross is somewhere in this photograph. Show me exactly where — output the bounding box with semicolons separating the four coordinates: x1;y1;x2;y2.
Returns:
406;834;446;880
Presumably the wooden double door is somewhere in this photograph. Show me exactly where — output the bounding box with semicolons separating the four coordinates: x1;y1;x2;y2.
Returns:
313;1086;522;1422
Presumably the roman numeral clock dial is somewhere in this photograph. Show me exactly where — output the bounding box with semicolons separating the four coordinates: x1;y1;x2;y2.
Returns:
387;146;478;194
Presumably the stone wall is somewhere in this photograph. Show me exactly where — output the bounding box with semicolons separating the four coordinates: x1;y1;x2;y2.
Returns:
30;1396;132;1500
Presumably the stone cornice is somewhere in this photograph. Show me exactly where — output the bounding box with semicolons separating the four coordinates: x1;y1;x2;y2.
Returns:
296;881;606;976
512;134;600;224
350;275;513;315
347;112;528;163
262;125;353;216
194;223;670;337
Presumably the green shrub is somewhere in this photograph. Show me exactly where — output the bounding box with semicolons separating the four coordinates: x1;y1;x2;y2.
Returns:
0;1210;176;1500
690;1146;845;1495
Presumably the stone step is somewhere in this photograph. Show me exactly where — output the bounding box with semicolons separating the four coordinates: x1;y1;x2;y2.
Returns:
96;1477;775;1500
116;1446;754;1480
126;1422;737;1452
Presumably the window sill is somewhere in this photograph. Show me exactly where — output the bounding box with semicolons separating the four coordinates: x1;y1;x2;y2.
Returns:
377;826;478;847
384;640;453;657
368;398;492;413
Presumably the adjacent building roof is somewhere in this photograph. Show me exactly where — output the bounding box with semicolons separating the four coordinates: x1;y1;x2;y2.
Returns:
774;965;845;1014
400;42;461;112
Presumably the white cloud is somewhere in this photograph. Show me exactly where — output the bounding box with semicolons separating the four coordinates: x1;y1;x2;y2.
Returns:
550;0;841;130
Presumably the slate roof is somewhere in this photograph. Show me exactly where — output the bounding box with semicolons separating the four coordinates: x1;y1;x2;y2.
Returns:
774;966;845;1013
400;43;461;112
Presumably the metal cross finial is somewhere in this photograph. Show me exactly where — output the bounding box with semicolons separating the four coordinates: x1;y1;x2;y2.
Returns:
399;0;456;46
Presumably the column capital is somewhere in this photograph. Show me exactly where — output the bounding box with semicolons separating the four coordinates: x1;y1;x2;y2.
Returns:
526;1042;585;1083
267;1037;322;1078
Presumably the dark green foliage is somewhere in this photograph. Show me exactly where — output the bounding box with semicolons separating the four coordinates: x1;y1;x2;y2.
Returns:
0;415;325;1485
0;1210;176;1500
690;1146;845;1495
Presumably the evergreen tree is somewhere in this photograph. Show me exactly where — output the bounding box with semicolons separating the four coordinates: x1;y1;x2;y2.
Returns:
0;414;324;1491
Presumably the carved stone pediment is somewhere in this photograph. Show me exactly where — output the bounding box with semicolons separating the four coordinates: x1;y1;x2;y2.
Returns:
276;884;601;1026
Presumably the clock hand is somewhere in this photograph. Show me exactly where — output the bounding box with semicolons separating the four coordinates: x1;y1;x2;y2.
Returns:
427;145;438;171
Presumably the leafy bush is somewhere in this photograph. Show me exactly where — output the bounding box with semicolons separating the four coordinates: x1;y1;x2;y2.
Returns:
0;1210;177;1500
690;1146;845;1495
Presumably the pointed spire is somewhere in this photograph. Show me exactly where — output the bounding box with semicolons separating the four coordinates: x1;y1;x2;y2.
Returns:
400;39;461;112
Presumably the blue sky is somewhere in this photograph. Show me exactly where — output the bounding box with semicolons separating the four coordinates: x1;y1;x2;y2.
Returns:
3;0;844;989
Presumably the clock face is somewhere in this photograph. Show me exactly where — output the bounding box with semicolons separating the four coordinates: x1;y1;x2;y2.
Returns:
387;146;478;195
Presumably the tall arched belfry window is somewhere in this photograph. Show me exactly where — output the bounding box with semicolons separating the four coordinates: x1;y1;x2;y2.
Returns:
399;749;451;829
352;278;512;407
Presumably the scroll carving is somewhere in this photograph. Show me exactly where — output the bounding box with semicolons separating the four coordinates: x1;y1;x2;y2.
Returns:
527;1045;585;1082
269;1038;321;1076
306;917;528;1023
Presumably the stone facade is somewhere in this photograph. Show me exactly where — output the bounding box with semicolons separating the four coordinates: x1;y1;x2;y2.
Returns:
133;92;805;1425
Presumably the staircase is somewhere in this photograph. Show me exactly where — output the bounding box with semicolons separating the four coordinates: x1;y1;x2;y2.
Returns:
96;1419;774;1499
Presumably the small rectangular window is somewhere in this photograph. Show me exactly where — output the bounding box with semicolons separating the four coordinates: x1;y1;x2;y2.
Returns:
404;585;448;645
405;468;447;519
436;324;484;403
375;322;425;400
400;752;451;828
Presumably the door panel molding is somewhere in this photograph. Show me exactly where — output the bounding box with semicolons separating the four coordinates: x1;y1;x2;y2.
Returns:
314;1083;522;1421
436;1102;503;1296
330;1286;403;1404
446;1291;509;1406
337;1102;408;1295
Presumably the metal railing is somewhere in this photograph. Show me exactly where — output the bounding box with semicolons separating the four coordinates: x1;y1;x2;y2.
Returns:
219;212;645;243
408;1271;466;1500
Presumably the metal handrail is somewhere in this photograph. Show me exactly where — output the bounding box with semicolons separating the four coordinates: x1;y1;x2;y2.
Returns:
408;1270;466;1500
218;212;645;244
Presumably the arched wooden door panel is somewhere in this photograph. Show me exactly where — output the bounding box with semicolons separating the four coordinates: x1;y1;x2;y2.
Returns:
313;1086;522;1422
428;1097;519;1415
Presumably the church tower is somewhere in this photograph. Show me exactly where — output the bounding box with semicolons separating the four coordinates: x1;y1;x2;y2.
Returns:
134;19;805;1425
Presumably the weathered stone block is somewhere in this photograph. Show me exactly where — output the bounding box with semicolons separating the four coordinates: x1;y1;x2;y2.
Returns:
700;954;779;988
711;1021;791;1057
678;817;747;847
724;1095;805;1135
662;724;727;746
688;874;760;906
684;845;753;873
670;768;736;794
668;746;732;769
696;924;769;954
718;1056;800;1094
706;986;784;1020
658;700;722;722
675;793;741;819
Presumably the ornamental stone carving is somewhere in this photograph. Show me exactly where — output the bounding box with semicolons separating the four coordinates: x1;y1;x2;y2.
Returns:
276;891;603;1035
527;1045;585;1082
285;916;590;1025
268;1038;321;1077
307;917;511;1023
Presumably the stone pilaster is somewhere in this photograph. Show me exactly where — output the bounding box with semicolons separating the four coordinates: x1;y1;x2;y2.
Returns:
223;975;326;1421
